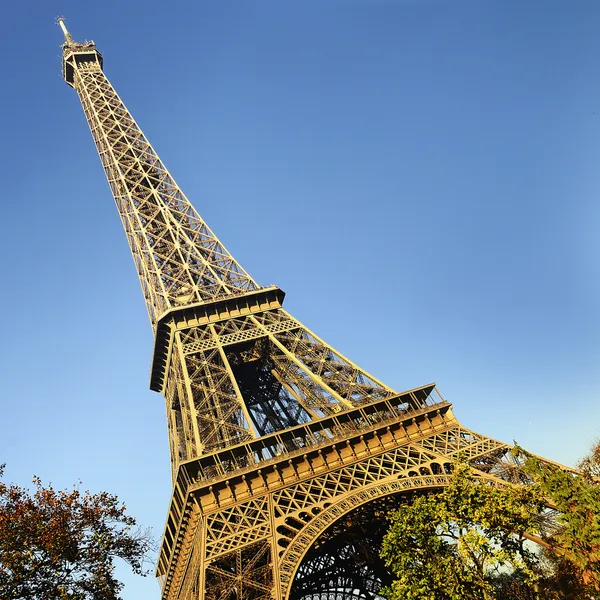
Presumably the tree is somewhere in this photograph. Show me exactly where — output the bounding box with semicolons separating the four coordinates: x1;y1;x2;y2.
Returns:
578;441;600;481
0;464;154;600
380;463;544;600
380;442;600;600
516;442;600;591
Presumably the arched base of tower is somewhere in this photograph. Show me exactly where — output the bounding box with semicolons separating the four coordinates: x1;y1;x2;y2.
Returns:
156;401;546;600
289;495;403;600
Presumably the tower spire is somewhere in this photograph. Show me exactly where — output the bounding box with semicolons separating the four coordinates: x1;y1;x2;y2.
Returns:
57;17;74;44
58;22;257;325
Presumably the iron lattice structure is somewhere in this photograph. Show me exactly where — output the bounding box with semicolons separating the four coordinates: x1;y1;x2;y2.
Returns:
59;21;555;600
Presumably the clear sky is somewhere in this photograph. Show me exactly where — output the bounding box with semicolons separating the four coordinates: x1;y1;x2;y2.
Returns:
1;1;599;598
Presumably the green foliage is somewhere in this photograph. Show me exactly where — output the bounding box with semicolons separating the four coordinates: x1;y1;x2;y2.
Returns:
489;551;596;599
380;463;543;600
381;442;600;599
517;443;600;590
0;464;155;600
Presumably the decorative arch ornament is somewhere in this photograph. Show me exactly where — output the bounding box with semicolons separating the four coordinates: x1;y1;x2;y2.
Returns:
279;469;512;599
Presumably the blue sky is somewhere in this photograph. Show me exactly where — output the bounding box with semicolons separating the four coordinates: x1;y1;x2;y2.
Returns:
1;1;599;597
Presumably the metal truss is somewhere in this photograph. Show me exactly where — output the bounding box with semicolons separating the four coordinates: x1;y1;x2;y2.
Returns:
58;20;560;600
59;27;256;327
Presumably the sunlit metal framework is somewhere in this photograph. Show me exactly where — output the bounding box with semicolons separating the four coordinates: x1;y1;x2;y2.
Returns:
59;21;557;600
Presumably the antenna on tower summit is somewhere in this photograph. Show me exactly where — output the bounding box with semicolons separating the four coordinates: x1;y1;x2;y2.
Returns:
57;17;74;44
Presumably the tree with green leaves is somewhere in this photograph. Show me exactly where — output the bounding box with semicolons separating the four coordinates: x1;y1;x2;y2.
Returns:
380;442;600;600
380;463;544;600
578;442;600;482
516;442;600;591
0;464;155;600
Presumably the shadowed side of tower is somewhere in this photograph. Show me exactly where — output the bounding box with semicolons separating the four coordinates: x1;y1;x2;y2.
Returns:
58;19;554;600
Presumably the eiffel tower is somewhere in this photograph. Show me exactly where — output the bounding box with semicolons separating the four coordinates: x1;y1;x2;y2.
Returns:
58;19;552;600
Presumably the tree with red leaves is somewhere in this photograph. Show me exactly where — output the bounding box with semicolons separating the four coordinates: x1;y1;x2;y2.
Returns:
0;464;154;600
